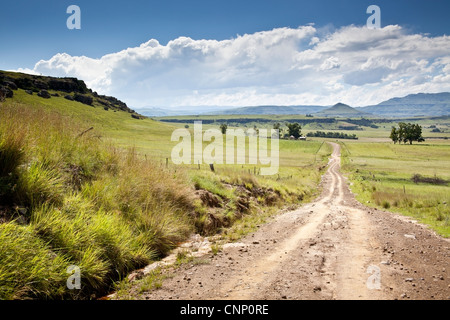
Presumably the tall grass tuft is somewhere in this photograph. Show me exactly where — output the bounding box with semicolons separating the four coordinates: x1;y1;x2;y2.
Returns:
0;103;196;299
0;222;69;299
0;107;26;202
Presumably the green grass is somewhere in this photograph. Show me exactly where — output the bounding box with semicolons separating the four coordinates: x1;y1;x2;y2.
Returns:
0;102;196;299
341;141;450;237
1;87;332;299
0;222;69;299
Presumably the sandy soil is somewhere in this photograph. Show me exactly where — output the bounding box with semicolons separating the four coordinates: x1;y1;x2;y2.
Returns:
133;143;450;300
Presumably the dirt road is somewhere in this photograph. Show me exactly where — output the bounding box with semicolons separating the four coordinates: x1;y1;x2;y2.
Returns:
138;143;449;300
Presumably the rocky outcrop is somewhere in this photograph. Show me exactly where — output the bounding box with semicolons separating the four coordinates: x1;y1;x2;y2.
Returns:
0;86;13;100
73;93;93;106
0;75;18;100
37;90;51;99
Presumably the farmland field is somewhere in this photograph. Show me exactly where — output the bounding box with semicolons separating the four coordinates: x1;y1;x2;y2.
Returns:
341;141;450;237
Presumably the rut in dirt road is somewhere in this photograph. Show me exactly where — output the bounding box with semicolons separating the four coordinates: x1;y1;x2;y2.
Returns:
136;142;450;300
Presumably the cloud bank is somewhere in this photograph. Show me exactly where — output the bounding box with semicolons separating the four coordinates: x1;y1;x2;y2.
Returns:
20;25;450;109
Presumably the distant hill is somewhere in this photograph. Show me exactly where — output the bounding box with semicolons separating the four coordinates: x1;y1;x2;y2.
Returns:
206;105;327;115
140;105;231;117
313;103;373;118
357;92;450;117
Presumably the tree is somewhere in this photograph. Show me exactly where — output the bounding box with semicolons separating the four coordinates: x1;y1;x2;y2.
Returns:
390;126;399;144
273;122;282;137
390;123;424;144
253;125;259;135
286;122;302;139
219;123;228;134
411;123;425;144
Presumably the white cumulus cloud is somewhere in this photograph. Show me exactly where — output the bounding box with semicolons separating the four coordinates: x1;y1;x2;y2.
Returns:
20;24;450;109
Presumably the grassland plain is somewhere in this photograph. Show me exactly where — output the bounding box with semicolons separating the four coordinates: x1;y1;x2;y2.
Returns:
341;140;450;237
156;114;450;140
0;87;331;299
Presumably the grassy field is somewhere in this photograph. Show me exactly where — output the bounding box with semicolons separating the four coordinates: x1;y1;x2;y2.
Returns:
156;113;450;141
341;141;450;237
0;89;331;299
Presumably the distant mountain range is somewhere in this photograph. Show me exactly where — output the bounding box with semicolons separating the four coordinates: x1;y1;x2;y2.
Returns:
356;92;450;117
141;92;450;118
206;105;328;116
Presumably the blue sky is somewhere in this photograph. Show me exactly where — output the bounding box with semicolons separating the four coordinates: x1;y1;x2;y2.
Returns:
1;0;450;108
2;0;449;70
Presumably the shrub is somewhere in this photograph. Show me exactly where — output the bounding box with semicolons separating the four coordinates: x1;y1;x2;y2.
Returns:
382;200;391;209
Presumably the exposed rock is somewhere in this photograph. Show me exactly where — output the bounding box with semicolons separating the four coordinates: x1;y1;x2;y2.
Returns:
5;81;17;90
236;196;250;214
131;113;145;119
48;78;88;93
33;80;49;90
127;270;144;282
195;190;222;207
74;93;93;105
223;243;248;251
37;90;51;99
0;86;13;99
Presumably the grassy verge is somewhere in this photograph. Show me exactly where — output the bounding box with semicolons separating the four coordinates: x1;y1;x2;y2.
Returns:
341;141;450;237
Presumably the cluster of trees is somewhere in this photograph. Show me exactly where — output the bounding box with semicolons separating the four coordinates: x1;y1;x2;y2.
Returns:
390;122;425;144
286;122;302;138
272;122;302;139
306;131;358;140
